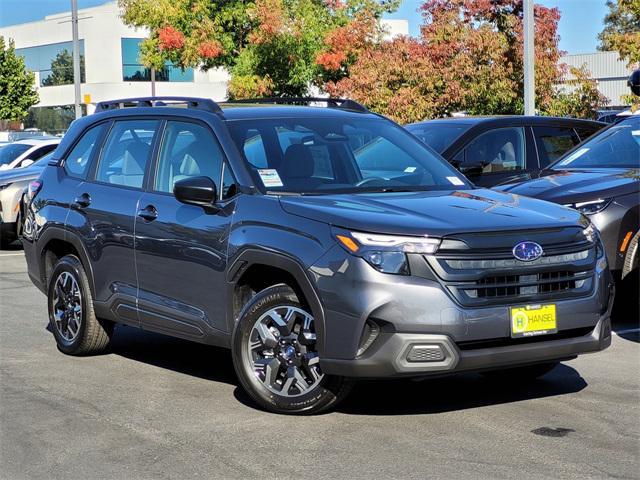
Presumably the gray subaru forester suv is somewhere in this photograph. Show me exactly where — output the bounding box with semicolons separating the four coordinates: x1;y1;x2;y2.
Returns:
22;97;614;414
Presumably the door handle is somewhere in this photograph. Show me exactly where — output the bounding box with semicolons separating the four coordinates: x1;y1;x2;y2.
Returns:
74;193;91;208
137;205;158;221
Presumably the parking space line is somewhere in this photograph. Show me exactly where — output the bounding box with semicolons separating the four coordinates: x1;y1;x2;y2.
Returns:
0;253;24;257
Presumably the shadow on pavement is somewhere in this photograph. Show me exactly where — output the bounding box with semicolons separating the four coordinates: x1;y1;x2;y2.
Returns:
335;363;587;416
102;325;589;415
109;325;238;386
0;240;23;251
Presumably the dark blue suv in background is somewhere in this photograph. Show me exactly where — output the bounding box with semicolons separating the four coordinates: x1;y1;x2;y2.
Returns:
23;97;613;414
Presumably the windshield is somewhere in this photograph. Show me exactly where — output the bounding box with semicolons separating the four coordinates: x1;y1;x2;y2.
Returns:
552;117;640;169
405;123;471;153
228;117;471;194
0;144;30;166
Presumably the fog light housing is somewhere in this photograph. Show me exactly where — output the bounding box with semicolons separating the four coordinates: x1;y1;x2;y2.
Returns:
406;344;445;363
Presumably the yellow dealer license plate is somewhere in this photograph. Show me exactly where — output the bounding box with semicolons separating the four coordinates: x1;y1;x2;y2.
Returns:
510;304;557;338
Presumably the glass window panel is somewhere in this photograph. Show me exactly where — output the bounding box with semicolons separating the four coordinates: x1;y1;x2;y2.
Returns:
121;38;193;82
16;40;85;87
96;120;159;188
155;121;223;193
64;123;107;178
463;127;526;173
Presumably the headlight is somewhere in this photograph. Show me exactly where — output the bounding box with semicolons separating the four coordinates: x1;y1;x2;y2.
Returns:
582;223;598;243
0;183;12;191
334;229;441;275
582;222;605;259
565;198;612;215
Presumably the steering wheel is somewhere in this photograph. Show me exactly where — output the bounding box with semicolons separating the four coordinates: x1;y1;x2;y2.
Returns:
355;176;387;187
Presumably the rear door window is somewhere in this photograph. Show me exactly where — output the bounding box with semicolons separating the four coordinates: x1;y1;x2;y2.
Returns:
95;120;160;188
533;126;581;167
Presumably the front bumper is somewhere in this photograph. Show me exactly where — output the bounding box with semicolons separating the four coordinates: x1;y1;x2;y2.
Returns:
312;244;614;378
320;314;611;377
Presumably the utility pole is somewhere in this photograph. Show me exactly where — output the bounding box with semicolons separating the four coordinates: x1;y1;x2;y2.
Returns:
523;0;535;116
151;67;156;97
71;0;82;119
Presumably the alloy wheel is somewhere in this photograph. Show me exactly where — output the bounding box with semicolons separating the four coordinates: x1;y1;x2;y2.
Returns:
248;306;324;397
52;271;83;343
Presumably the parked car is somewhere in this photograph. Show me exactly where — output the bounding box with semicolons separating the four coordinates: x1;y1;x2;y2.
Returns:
23;96;613;414
0;153;50;248
596;110;625;124
0;137;60;171
497;115;639;302
405;116;605;187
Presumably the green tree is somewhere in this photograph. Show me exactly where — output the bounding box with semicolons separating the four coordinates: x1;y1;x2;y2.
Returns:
545;66;608;120
41;49;86;86
119;0;399;98
0;36;39;123
598;0;640;57
598;0;639;108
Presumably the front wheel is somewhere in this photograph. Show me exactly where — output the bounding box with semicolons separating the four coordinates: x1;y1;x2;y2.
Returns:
232;284;352;415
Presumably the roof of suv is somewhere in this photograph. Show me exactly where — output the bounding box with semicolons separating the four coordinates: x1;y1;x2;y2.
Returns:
408;116;605;128
218;105;377;121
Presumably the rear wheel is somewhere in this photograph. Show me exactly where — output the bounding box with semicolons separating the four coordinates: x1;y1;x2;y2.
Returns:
481;362;558;381
232;284;352;415
47;255;113;355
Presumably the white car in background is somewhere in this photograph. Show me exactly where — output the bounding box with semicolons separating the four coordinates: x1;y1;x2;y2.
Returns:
0;138;60;171
0;152;53;248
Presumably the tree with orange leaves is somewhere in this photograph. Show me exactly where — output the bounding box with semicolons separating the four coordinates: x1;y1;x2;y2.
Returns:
328;0;606;123
120;0;399;98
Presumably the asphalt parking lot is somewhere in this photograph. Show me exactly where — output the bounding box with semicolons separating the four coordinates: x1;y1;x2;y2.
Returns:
0;248;638;480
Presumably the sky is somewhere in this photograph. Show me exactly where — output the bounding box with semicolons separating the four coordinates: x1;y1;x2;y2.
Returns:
0;0;611;55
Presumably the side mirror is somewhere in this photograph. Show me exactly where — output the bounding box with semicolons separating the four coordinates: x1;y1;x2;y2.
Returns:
629;69;640;96
173;176;219;212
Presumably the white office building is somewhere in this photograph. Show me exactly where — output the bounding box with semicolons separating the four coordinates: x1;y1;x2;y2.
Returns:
0;1;408;131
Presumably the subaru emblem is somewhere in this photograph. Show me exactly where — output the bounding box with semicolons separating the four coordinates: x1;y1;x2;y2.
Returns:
513;241;543;262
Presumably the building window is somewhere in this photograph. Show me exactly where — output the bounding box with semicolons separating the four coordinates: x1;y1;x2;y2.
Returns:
16;41;85;87
121;38;194;82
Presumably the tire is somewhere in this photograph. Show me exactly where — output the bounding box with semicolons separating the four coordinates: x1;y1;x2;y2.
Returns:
47;255;113;355
232;284;352;415
481;362;559;382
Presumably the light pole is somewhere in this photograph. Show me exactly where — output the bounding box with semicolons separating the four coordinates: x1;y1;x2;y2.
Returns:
523;0;535;116
71;0;82;119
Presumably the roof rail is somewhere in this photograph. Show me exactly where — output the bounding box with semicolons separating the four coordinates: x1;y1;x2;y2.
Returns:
94;96;223;115
225;97;369;113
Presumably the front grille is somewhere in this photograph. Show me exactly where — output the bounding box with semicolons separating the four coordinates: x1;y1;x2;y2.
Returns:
421;240;597;307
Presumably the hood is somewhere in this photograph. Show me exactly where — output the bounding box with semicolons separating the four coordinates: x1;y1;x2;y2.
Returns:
499;168;640;204
0;164;45;185
279;188;583;237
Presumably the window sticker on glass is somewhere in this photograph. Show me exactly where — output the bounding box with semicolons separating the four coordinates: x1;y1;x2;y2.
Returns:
558;147;589;166
404;166;417;173
447;176;465;186
258;169;284;188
